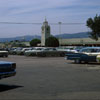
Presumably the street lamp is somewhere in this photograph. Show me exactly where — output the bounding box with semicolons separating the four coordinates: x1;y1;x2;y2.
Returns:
58;22;62;46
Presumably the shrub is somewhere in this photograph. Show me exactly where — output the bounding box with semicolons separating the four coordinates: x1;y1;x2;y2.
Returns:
45;36;59;47
30;39;41;46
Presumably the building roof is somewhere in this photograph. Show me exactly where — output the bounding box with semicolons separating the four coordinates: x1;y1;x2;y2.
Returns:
59;38;100;45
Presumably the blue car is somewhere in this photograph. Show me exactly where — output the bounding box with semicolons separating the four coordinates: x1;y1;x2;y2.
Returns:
65;47;100;63
65;53;96;63
0;61;16;79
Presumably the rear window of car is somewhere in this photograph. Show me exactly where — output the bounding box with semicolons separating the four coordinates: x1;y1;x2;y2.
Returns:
80;48;100;53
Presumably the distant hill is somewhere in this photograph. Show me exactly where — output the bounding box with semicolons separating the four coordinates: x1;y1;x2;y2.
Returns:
55;32;89;39
0;35;41;42
0;32;89;42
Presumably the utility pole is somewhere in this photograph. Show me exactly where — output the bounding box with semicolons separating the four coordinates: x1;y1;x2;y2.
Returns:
58;22;62;46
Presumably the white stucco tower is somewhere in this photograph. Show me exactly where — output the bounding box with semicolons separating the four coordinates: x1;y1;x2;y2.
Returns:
41;19;51;46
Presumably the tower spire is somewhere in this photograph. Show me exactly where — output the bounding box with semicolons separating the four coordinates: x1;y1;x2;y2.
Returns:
45;16;47;22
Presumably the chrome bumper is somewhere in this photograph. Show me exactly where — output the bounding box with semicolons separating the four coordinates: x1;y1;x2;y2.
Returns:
0;71;16;79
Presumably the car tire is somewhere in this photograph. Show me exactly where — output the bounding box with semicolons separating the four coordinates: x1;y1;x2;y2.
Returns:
75;59;81;64
84;61;88;64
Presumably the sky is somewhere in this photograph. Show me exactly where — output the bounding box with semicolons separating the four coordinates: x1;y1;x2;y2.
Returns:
0;0;100;38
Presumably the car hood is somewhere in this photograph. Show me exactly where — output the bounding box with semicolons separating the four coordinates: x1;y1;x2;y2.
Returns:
0;61;15;67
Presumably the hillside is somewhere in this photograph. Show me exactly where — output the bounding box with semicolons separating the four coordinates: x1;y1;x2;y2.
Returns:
55;32;89;39
0;35;41;42
0;32;89;42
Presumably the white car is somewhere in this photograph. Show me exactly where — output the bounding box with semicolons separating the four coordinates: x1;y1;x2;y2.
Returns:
79;47;100;56
0;50;8;57
24;47;46;56
17;48;32;55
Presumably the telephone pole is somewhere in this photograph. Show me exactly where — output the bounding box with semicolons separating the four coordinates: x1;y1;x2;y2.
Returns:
58;22;62;46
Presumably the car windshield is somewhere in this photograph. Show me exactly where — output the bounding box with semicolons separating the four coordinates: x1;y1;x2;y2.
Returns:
80;48;100;53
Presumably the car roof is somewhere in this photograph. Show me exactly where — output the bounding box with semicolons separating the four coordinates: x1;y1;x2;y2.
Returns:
81;47;100;49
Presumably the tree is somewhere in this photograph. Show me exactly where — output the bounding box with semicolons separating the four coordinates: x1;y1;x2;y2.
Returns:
45;36;59;47
15;40;20;42
86;14;100;40
30;38;41;47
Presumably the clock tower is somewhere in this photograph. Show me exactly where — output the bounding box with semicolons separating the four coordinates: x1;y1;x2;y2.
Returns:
41;19;51;46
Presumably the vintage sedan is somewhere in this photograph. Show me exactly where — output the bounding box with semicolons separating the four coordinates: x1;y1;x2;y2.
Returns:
0;61;16;79
0;48;8;57
24;47;46;56
65;47;100;63
0;51;8;57
17;48;32;55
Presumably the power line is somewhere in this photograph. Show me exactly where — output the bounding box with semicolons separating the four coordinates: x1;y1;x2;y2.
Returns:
0;22;42;25
0;22;85;25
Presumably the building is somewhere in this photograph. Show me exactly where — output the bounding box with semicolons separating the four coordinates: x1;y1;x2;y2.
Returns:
41;19;51;46
59;38;100;46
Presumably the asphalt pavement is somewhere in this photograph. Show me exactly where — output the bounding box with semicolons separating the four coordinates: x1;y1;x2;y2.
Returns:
0;55;100;100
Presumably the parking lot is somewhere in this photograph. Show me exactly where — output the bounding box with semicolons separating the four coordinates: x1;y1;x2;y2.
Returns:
0;55;100;100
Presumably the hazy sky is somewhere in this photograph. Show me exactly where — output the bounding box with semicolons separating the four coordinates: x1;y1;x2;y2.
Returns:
0;0;99;38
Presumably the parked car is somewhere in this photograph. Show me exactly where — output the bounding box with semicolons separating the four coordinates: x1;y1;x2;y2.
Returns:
0;51;8;57
65;47;100;63
0;61;16;79
36;47;66;57
24;47;46;56
17;48;32;55
97;54;100;62
36;47;56;57
0;48;8;57
9;47;22;55
56;47;74;52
